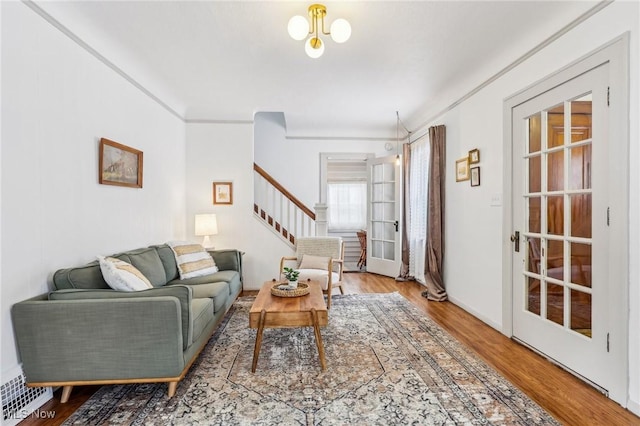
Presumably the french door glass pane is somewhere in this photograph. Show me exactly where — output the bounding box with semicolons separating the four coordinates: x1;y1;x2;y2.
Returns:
528;197;541;234
528;114;541;153
570;95;592;144
547;196;564;235
570;194;592;238
527;278;541;315
547;150;564;192
570;242;591;287
548;104;564;148
528;155;541;193
570;289;592;337
547;283;564;325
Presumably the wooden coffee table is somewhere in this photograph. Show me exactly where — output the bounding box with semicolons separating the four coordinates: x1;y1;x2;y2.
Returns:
249;280;328;372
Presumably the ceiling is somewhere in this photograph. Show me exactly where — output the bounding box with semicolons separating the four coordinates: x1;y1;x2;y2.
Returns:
34;1;601;138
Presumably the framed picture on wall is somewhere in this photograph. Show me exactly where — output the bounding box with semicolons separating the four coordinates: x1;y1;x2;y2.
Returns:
455;157;470;182
99;138;143;188
469;148;480;164
470;166;481;187
213;182;233;205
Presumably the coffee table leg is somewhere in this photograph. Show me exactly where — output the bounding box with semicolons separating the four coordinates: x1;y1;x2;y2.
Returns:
311;308;326;371
252;309;267;373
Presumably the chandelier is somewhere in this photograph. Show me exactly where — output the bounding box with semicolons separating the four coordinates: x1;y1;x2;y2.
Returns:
287;4;351;58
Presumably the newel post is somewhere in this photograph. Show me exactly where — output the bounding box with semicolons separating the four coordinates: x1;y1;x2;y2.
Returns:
314;203;328;236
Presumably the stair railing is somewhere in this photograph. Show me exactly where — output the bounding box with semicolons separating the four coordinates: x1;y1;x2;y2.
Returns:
253;163;316;246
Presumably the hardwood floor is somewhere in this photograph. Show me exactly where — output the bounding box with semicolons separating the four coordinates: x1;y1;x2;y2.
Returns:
20;272;639;425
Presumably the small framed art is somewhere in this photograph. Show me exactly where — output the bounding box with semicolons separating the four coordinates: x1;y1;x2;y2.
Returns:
470;166;480;187
213;182;233;205
99;138;143;188
455;157;470;182
469;148;480;164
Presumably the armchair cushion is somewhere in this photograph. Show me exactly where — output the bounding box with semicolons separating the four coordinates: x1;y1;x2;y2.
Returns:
299;254;330;270
297;270;341;291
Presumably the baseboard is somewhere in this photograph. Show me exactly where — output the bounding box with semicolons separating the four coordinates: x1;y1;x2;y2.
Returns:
446;295;503;333
627;398;640;416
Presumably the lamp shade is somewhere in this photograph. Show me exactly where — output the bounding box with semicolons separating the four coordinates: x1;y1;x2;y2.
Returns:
305;37;324;58
195;214;218;236
288;15;309;41
330;18;351;43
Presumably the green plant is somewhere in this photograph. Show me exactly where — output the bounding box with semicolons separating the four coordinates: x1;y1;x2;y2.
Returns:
283;267;300;282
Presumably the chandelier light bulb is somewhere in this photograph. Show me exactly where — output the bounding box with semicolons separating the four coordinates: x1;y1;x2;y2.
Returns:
305;37;324;58
288;15;309;41
330;18;351;43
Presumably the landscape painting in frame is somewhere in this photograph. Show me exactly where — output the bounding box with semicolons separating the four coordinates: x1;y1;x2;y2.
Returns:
99;138;143;188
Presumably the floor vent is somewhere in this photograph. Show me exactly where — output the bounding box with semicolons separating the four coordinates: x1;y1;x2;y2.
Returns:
1;366;52;425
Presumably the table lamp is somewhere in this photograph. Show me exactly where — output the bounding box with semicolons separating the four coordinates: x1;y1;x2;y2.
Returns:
195;214;218;249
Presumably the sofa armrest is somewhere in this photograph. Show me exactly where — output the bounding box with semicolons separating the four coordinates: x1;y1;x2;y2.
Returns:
48;286;194;351
12;295;185;383
208;249;243;278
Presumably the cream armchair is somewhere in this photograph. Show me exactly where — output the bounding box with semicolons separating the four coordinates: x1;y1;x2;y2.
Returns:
280;237;345;308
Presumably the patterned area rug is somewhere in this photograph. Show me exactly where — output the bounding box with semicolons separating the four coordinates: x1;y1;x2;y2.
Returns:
63;293;559;425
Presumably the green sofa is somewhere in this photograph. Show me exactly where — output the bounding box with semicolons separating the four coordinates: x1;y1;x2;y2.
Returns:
11;244;243;403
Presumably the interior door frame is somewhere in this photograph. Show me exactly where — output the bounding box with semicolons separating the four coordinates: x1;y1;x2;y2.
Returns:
501;34;629;404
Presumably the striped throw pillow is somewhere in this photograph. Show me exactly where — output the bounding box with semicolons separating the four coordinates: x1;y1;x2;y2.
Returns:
167;241;219;280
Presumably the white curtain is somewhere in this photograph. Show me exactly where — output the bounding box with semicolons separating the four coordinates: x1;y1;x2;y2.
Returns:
409;135;430;282
327;182;367;230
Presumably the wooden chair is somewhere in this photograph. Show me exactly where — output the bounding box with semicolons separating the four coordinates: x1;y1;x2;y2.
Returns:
356;230;367;270
280;237;345;308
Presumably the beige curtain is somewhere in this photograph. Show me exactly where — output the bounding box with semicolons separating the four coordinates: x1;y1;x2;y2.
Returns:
398;143;412;280
422;125;447;301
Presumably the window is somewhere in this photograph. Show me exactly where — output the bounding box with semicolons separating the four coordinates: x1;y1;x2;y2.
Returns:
327;182;367;230
323;157;369;231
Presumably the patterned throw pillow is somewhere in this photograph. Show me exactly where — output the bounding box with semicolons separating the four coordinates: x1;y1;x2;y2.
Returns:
167;241;219;280
97;256;153;291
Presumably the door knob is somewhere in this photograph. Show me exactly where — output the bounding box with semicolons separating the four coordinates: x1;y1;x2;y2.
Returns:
510;231;520;252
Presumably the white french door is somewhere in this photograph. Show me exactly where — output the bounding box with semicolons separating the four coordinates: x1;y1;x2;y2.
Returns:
511;63;626;395
366;155;401;277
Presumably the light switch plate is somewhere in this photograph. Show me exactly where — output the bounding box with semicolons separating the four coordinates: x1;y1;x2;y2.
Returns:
490;194;502;206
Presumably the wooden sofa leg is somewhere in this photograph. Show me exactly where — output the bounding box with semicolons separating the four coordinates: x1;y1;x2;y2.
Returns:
326;286;332;309
60;385;73;403
167;381;178;398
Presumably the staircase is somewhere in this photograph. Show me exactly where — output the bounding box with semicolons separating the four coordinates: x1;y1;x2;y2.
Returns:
253;163;319;247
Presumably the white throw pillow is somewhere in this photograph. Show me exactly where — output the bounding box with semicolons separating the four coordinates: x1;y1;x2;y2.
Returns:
167;241;219;280
298;254;330;270
97;256;153;292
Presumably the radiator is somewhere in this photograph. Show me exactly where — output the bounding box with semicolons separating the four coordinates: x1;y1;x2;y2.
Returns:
1;365;52;425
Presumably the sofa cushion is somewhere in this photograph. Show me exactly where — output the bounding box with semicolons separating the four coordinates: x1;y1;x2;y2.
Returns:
98;256;153;292
190;298;214;345
190;282;228;313
152;244;179;282
53;262;108;290
116;248;167;287
168;241;219;279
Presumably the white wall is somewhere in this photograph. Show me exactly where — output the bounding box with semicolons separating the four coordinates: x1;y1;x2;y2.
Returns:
415;1;638;412
254;112;391;209
1;2;186;378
